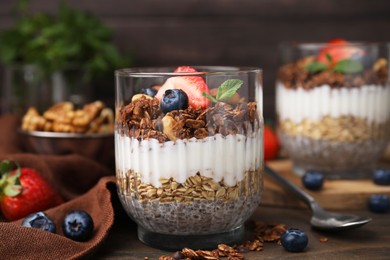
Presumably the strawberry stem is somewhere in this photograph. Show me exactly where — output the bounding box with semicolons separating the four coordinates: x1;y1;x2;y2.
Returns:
0;160;23;197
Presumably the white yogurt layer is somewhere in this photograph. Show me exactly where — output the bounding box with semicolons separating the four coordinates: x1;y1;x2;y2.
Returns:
115;132;262;187
276;82;390;124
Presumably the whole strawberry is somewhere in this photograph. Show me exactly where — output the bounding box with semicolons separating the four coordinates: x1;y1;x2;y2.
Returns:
0;160;63;221
264;125;279;161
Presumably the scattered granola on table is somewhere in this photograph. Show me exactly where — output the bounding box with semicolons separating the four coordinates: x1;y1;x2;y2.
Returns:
158;221;288;260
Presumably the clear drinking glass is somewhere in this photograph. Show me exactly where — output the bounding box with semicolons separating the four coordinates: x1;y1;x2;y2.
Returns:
276;41;390;179
115;66;263;250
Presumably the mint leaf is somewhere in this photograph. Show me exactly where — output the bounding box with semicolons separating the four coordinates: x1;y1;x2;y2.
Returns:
333;59;363;74
216;79;243;101
305;62;328;74
202;92;218;103
203;79;243;103
326;52;333;63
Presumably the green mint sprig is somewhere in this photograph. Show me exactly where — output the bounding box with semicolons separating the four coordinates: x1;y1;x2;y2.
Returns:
333;59;363;74
202;79;243;103
305;52;363;74
305;62;328;74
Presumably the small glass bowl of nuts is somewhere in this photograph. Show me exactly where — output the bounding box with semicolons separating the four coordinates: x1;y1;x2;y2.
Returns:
19;100;115;168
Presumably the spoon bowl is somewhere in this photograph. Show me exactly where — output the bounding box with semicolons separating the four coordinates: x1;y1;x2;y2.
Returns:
310;204;372;231
264;165;372;231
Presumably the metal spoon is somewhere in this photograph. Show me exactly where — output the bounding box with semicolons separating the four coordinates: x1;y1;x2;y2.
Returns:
264;165;372;231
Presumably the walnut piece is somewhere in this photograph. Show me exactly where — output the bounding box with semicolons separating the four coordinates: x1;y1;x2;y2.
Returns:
21;101;114;134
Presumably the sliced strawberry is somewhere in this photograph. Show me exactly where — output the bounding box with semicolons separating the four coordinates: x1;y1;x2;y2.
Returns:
156;66;210;110
317;39;364;66
174;66;198;73
327;38;348;45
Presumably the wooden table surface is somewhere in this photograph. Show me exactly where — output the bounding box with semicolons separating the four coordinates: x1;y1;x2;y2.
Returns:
95;205;389;259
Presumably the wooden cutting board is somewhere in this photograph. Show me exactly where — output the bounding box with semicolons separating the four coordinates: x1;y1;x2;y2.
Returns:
262;160;390;210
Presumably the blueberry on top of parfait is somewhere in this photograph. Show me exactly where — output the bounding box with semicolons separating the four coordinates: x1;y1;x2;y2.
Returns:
160;89;189;113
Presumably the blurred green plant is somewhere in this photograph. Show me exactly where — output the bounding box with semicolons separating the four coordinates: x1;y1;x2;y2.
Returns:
0;0;131;80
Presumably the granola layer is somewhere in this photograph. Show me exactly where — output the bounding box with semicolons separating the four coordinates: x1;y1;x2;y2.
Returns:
278;116;390;143
277;56;388;89
117;96;260;142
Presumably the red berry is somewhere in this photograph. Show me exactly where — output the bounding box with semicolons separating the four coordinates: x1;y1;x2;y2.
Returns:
174;66;198;73
156;66;210;110
317;38;364;66
0;167;63;221
327;38;348;45
264;125;279;161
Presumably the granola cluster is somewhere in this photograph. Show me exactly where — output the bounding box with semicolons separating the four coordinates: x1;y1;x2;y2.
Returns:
21;101;114;133
278;56;388;89
117;95;259;143
158;221;287;260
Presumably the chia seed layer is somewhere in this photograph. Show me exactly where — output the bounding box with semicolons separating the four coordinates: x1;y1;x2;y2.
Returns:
278;130;388;179
118;193;261;235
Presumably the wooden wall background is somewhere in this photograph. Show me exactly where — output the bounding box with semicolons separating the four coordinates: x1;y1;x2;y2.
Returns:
1;0;390;120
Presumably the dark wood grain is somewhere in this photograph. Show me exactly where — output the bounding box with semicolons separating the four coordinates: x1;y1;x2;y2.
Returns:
1;0;390;119
94;206;390;259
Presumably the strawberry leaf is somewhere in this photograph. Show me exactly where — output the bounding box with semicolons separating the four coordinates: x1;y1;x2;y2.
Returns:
0;160;22;197
333;59;363;74
0;160;14;175
305;62;328;74
3;181;22;197
216;79;243;101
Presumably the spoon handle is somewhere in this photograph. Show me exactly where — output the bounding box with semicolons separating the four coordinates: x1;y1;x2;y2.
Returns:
264;165;316;207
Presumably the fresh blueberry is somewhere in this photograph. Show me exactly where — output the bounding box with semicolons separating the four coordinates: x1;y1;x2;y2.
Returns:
373;168;390;185
160;89;189;113
140;87;157;97
280;228;309;252
302;171;325;190
368;194;390;213
62;210;94;242
22;212;56;233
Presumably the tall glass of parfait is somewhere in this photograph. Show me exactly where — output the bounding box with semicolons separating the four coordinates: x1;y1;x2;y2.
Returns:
115;66;263;250
276;40;390;178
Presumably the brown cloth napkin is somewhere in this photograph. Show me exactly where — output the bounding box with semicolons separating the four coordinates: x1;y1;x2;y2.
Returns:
0;115;118;259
